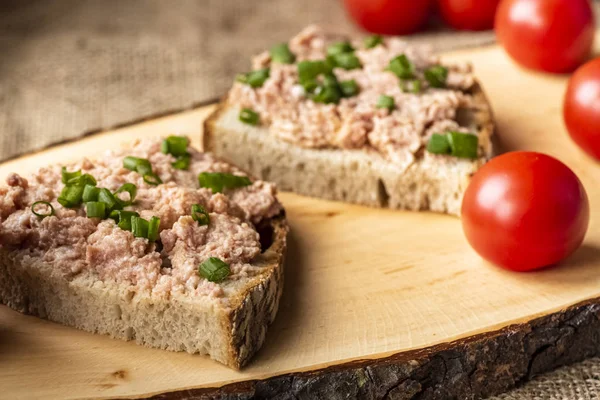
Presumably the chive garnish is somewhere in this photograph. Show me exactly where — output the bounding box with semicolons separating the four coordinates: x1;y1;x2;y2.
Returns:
312;83;342;104
327;42;355;56
239;108;260;126
198;257;231;283
147;216;161;242
364;35;383;49
297;60;331;91
198;172;251;193
61;167;81;184
327;52;362;70
86;202;106;218
191;204;210;226
114;183;137;206
31;201;55;219
270;43;296;64
388;54;414;79
98;188;121;212
401;79;422;94
236;68;270;88
57;185;85;208
339;80;360;97
124;157;161;185
131;216;149;239
424;65;448;88
67;173;97;187
376;95;395;111
161;136;189;157
82;184;100;202
427;132;479;159
110;210;140;231
143;173;162;186
171;154;191;170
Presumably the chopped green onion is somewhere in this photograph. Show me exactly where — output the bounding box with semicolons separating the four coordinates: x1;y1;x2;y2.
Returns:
447;131;478;159
86;202;106;218
327;41;354;56
388;54;414;80
198;257;231;283
270;43;296;64
143;173;162;186
110;210;140;231
147;216;161;242
131;216;149;239
339;80;360;97
172;154;191;170
123;156;153;176
198;172;252;193
98;188;121;211
57;185;85;208
161;136;189;157
236;68;270;88
424;65;448;88
67;173;97;187
114;183;137;206
426;134;451;155
376;95;395;111
312;83;342;104
239;108;260;126
364;35;383;49
327;53;362;70
61;167;81;184
401;79;422;94
191;204;210;226
82;185;100;202
31;201;55;219
297;60;331;91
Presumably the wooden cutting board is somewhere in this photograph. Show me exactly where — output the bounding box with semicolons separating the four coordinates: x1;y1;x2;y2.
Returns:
2;43;600;400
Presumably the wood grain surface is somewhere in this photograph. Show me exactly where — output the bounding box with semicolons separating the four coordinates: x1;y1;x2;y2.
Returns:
1;44;600;399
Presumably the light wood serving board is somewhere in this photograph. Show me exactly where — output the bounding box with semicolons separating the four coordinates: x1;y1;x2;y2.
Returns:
2;43;600;400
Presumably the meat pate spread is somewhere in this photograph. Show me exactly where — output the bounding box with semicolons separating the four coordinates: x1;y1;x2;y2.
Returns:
229;25;486;169
0;138;282;303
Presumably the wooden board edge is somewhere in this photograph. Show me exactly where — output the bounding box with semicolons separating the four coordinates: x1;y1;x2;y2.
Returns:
140;296;600;399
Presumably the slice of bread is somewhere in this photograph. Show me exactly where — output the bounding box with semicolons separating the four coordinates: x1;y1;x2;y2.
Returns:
205;82;493;215
0;138;288;369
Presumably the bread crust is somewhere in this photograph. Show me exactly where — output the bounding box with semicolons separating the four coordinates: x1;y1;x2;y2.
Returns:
0;214;288;369
204;82;494;215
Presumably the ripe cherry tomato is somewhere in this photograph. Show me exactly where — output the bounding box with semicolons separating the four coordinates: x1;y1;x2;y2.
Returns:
438;0;501;31
495;0;595;73
461;152;589;272
342;0;434;35
564;58;600;161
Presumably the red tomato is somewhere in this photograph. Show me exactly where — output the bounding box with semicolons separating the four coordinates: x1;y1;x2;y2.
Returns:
342;0;434;35
495;0;595;73
461;152;589;272
438;0;501;31
564;58;600;161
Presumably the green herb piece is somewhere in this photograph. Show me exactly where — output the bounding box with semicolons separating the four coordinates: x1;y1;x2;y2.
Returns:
143;173;162;186
424;65;448;88
198;257;231;283
110;210;140;231
161;135;189;157
270;43;296;64
327;52;362;70
86;202;106;218
339;80;360;97
236;68;270;88
239;108;260;126
388;54;414;79
312;84;342;104
191;204;210;226
198;172;252;193
67;173;97;187
401;79;422;94
172;154;191;170
57;185;85;208
147;216;161;242
364;35;383;49
61;167;81;184
123;156;153;176
376;95;395;111
426;134;451;155
297;60;331;91
114;183;137;206
31;201;54;219
131;216;149;239
82;185;100;202
98;188;121;212
327;41;354;56
447;131;478;159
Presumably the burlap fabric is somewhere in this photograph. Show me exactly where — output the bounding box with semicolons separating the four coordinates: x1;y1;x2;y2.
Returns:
1;1;599;398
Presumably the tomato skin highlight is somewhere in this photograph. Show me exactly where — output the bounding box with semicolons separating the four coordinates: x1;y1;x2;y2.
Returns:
495;0;595;73
564;58;600;161
438;0;501;31
461;152;589;272
342;0;434;35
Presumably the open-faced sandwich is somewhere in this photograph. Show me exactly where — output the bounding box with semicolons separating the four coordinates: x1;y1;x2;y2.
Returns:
205;25;494;215
0;137;287;369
